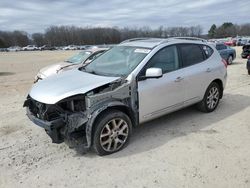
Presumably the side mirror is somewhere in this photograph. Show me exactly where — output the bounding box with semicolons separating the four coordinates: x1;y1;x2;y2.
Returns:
145;68;163;79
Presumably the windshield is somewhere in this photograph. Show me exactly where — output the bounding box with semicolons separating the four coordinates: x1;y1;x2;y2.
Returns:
84;46;150;76
65;51;92;64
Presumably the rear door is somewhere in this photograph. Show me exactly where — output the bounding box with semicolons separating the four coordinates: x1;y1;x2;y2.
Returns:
178;44;213;105
137;45;185;122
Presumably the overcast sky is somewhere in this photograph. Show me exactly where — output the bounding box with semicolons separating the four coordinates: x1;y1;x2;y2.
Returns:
0;0;249;34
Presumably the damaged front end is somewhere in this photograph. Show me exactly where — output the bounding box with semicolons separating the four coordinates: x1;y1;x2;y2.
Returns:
24;77;138;152
24;95;88;145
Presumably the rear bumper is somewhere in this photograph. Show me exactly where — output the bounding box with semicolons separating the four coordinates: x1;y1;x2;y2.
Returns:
26;107;65;143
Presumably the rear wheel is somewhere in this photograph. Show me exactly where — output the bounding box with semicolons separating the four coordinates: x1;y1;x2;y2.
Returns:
93;110;132;156
227;55;233;65
196;82;221;113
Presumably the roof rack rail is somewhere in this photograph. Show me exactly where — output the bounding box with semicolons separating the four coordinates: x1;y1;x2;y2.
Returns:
121;38;157;43
172;37;207;42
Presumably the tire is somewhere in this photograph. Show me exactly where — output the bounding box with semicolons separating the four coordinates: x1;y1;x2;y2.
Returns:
248;70;250;75
227;55;233;65
93;109;132;156
196;82;221;113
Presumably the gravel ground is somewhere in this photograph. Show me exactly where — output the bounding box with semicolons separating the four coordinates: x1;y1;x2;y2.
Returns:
0;48;249;188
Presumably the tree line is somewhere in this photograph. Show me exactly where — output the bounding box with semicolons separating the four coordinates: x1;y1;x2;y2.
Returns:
0;25;203;48
0;23;249;48
208;22;250;38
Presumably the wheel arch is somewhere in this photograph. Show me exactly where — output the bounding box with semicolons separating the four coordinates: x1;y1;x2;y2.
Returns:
85;101;136;148
92;104;136;129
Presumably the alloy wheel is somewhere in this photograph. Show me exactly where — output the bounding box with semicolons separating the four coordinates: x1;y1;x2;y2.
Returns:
100;118;129;152
206;87;219;110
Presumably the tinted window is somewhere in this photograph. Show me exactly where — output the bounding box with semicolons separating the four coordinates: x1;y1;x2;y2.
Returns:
179;44;204;67
145;45;179;74
202;45;214;59
216;44;227;50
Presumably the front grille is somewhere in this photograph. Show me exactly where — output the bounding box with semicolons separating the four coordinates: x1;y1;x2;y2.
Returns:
27;97;61;121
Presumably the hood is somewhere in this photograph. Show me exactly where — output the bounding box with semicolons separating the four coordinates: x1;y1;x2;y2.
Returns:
39;62;70;78
29;69;120;104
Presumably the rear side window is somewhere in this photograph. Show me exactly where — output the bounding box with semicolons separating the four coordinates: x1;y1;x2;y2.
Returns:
179;44;204;67
202;45;214;59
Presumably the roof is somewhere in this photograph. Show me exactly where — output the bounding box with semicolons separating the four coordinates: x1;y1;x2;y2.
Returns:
119;37;207;49
119;38;167;48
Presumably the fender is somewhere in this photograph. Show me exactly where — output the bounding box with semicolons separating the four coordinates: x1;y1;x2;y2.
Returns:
83;100;130;150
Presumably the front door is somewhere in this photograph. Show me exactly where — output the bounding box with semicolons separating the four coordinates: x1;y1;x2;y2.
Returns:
137;45;185;123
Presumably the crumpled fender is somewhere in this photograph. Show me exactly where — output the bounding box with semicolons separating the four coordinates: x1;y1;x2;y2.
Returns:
83;100;129;150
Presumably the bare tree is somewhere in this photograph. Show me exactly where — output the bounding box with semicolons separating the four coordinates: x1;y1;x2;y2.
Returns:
32;33;44;46
0;30;29;47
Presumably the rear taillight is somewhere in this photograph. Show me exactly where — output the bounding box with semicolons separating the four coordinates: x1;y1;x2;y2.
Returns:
221;59;228;68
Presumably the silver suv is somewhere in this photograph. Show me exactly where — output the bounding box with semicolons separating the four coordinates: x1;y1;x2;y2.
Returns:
24;38;227;155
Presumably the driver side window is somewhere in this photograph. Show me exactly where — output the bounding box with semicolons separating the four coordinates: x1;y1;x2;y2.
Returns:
144;45;179;74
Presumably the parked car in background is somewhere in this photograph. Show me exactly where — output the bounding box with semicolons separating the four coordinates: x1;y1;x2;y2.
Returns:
213;43;236;65
247;56;250;75
39;45;56;51
7;46;22;52
241;44;250;58
224;39;236;46
78;45;86;50
63;45;78;50
55;46;64;50
238;38;250;46
34;48;108;82
236;38;243;46
22;45;39;51
24;38;227;155
0;48;8;52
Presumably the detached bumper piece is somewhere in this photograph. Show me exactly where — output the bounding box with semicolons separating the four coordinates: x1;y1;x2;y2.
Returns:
26;107;65;143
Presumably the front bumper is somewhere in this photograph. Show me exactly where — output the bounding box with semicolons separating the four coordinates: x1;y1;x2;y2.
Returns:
26;107;65;143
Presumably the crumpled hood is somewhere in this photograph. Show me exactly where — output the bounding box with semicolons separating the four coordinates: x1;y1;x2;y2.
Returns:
29;69;120;104
39;62;70;78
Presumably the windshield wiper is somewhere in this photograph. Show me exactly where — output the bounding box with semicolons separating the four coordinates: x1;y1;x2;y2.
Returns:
87;70;98;75
64;60;73;63
57;64;75;73
82;67;98;75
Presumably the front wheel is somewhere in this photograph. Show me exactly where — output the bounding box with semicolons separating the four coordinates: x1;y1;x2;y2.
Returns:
93;110;132;156
196;82;221;113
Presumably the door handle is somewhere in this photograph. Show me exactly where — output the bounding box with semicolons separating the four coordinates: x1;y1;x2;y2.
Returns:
206;68;212;72
175;77;184;82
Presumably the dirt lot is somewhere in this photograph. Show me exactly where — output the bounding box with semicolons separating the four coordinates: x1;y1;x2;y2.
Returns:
0;48;249;188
